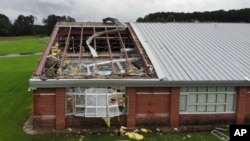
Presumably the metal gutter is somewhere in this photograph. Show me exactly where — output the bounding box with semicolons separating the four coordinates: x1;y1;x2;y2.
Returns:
29;78;250;88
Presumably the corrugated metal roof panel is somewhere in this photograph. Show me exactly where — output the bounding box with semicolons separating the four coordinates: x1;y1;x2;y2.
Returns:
130;23;250;81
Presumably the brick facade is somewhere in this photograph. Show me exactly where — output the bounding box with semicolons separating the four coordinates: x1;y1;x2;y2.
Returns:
55;88;66;129
66;115;127;128
236;87;248;124
126;87;136;127
33;86;250;130
245;87;250;122
126;87;171;127
33;88;56;129
169;87;180;128
179;114;235;125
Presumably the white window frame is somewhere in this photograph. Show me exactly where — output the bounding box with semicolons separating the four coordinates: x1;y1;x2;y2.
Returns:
66;87;126;117
180;86;236;114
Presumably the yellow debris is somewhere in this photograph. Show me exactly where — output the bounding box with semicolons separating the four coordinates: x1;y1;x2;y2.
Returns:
125;132;144;140
51;42;61;57
119;128;126;134
67;127;73;133
141;128;152;133
103;117;110;128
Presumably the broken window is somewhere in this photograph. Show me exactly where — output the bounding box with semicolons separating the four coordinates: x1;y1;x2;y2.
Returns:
66;86;126;117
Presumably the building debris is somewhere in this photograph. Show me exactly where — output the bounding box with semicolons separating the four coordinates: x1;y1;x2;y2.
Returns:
211;127;229;141
34;18;156;80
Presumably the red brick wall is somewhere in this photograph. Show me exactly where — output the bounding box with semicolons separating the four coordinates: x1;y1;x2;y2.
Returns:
33;88;66;129
136;94;169;114
126;87;171;127
126;87;136;127
169;87;180;128
246;87;250;119
33;95;55;115
55;88;66;129
236;87;248;124
33;88;56;129
33;88;56;116
179;114;235;125
66;115;127;128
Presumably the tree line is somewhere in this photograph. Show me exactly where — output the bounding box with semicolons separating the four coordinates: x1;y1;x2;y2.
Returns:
1;8;249;36
136;8;250;22
0;14;75;36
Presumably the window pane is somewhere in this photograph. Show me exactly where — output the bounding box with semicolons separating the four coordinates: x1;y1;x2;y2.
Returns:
85;107;96;117
189;87;197;92
198;105;206;112
227;87;235;92
86;95;96;106
188;105;196;112
208;87;217;92
189;94;197;103
216;105;225;112
207;105;216;112
218;87;226;92
227;94;235;111
207;94;216;103
76;87;84;93
198;94;206;103
76;107;85;113
180;95;187;111
96;108;106;117
109;106;119;117
97;95;106;106
217;93;226;103
180;87;188;92
96;88;106;93
198;87;207;92
86;88;96;93
76;95;85;105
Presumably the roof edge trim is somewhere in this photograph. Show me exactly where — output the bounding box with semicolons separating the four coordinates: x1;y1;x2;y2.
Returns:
29;78;250;88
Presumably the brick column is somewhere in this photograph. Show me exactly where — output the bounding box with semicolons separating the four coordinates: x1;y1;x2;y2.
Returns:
55;88;66;129
126;87;136;127
236;87;248;124
169;87;180;128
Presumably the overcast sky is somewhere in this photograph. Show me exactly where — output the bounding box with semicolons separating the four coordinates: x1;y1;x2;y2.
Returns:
0;0;249;24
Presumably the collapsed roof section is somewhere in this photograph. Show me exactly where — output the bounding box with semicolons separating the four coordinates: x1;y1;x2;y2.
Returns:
32;18;156;80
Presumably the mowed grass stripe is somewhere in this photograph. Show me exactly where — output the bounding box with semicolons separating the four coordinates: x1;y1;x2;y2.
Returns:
0;55;78;140
0;36;47;55
0;56;36;139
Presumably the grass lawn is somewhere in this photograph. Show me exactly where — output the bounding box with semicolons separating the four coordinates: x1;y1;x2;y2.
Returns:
0;36;222;141
0;36;48;55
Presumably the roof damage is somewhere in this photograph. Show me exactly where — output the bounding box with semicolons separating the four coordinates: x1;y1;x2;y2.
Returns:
32;18;156;80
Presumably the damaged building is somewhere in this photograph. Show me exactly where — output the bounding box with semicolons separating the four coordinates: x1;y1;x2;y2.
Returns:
29;18;250;129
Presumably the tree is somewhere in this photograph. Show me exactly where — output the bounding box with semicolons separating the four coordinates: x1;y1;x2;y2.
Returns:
136;8;250;23
43;14;76;35
0;14;12;36
12;15;35;36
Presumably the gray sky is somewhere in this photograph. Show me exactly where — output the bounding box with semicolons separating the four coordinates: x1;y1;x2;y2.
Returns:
0;0;249;24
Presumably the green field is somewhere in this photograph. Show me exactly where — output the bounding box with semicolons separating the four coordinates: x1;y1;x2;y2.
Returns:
0;36;47;55
0;37;222;141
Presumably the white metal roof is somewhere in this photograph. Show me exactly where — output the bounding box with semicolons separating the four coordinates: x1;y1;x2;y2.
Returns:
130;22;250;82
